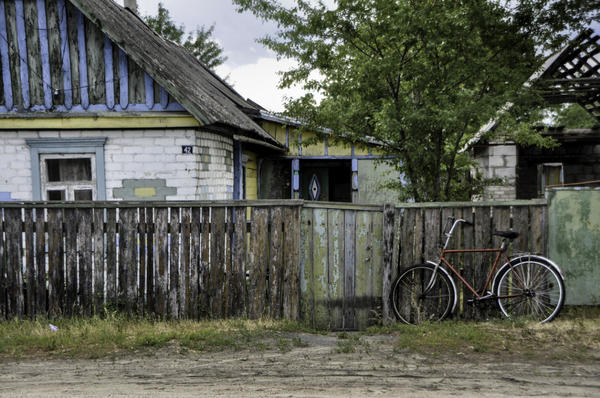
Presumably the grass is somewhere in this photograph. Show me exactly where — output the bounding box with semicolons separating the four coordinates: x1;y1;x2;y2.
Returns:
0;314;314;360
367;306;600;361
0;307;598;361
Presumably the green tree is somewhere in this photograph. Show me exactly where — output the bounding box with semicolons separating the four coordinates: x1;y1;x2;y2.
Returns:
233;0;598;201
144;3;227;69
553;104;598;128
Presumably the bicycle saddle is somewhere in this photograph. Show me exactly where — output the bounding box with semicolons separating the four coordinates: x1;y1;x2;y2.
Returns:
493;230;519;240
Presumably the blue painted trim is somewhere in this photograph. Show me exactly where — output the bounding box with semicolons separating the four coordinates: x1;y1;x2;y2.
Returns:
298;133;302;156
291;158;300;195
285;125;289;149
15;0;30;108
58;0;72;109
0;102;185;114
0;192;12;201
104;35;114;109
159;86;168;109
351;158;358;172
351;143;355;156
37;0;52;109
0;0;13;109
119;48;128;109
352;174;359;191
144;73;154;109
26;138;107;201
77;10;89;109
233;141;243;200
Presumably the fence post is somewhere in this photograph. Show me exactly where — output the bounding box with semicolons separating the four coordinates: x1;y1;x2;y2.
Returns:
382;204;395;325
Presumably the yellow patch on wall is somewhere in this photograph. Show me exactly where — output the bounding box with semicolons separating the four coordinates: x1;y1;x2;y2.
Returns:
134;187;157;198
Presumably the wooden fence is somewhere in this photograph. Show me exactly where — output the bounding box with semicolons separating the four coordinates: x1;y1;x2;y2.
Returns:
300;200;548;330
0;201;301;320
0;199;548;328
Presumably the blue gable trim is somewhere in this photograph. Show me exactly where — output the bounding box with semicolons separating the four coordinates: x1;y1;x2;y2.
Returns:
0;0;187;117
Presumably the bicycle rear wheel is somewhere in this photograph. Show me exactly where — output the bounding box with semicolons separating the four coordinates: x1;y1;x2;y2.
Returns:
496;260;565;323
391;264;455;324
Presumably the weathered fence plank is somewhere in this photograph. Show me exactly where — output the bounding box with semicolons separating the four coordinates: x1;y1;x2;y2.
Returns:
93;208;105;313
355;211;373;330
210;207;226;317
4;208;22;319
5;208;24;319
155;207;168;316
24;209;35;318
382;204;395;325
138;207;147;315
343;210;356;330
199;207;210;317
180;207;191;318
248;207;268;319
189;207;201;318
231;206;247;318
169;207;180;318
64;208;77;315
223;207;233;317
512;206;530;254
105;208;117;307
35;208;46;316
46;208;62;317
474;206;492;320
78;209;93;316
299;208;315;326
327;209;344;330
119;208;137;313
311;208;329;328
283;206;300;320
146;208;155;314
268;207;283;318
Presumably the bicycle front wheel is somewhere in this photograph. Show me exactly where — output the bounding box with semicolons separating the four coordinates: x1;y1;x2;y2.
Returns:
496;260;565;323
391;264;455;324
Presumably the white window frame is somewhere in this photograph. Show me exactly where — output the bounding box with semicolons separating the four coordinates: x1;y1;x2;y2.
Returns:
26;137;107;201
40;153;97;201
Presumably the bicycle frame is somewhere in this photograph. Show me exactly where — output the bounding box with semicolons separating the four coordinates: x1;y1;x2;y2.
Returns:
425;218;514;302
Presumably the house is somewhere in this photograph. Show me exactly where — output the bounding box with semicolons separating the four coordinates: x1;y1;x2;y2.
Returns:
0;0;399;205
471;28;600;200
0;0;283;202
254;111;401;204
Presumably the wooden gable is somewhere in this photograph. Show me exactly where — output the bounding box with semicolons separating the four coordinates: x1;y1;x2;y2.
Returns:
0;0;183;114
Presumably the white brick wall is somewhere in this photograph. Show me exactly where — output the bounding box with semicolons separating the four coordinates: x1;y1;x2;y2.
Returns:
0;128;234;201
0;133;33;200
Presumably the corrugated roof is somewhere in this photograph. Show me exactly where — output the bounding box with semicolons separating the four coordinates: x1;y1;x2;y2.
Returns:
69;0;282;149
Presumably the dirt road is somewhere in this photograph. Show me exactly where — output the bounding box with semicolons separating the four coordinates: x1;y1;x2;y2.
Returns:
1;333;598;397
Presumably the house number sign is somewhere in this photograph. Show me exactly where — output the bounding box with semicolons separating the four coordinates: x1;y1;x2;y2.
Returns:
182;145;193;154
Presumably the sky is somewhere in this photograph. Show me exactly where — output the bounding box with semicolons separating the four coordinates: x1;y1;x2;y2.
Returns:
117;0;306;113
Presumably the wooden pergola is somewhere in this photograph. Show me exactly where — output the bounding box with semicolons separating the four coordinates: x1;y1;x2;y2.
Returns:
537;29;600;122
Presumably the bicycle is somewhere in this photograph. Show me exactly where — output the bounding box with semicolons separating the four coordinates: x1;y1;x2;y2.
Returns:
391;217;565;324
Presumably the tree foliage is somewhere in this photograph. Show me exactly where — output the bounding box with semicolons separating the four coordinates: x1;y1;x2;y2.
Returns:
233;0;599;201
553;104;598;129
144;3;227;69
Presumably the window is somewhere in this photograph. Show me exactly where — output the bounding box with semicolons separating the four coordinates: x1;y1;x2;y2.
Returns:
40;154;96;201
26;138;107;201
539;163;564;195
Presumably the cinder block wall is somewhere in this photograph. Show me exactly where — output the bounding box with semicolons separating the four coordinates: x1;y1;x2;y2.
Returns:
0;129;234;201
474;143;518;201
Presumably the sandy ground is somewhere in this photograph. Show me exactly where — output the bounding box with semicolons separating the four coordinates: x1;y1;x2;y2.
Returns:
1;333;599;397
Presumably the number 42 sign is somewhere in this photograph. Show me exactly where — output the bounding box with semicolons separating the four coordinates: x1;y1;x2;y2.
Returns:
181;145;193;154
